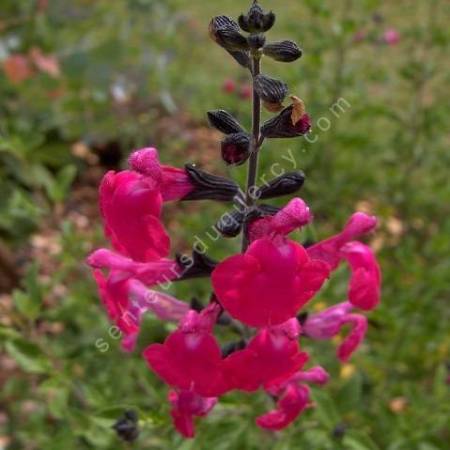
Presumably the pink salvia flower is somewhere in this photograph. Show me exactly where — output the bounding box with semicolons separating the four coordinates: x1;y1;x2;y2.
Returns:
168;389;217;438
212;238;329;327
223;319;309;391
249;197;312;241
256;384;311;431
303;301;368;362
341;242;381;310
93;270;188;352
143;304;230;397
100;170;168;262
87;249;181;286
307;212;378;269
129;148;194;201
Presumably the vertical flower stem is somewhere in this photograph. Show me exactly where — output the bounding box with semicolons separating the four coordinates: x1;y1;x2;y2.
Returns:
241;55;262;252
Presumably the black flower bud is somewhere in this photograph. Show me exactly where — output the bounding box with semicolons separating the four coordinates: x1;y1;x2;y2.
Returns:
239;1;276;33
216;210;244;238
258;171;305;199
210;16;250;63
221;132;251;166
113;410;139;443
261;97;311;139
176;249;217;281
207;110;245;135
247;33;266;50
183;164;240;202
263;40;302;62
254;74;288;112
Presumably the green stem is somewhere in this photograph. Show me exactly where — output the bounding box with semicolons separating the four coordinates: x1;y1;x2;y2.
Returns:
241;55;262;252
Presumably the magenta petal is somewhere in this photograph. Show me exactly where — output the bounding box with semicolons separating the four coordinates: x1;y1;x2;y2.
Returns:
212;238;329;327
160;165;194;201
99;170;167;261
307;212;378;269
341;242;381;310
337;313;368;362
168;390;217;438
128;147;162;180
256;384;310;431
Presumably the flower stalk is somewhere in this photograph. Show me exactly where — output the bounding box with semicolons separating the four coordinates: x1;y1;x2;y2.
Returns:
242;54;262;251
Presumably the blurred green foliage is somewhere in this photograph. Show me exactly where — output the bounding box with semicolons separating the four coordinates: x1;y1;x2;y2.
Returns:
0;0;449;449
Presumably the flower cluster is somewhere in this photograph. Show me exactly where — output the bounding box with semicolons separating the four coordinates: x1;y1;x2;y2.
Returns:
87;1;381;440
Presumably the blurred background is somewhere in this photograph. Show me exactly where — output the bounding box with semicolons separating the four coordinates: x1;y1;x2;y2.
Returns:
0;0;449;449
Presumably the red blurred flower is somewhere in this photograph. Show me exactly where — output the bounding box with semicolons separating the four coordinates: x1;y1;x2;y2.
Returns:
3;55;34;84
222;78;236;94
383;28;400;46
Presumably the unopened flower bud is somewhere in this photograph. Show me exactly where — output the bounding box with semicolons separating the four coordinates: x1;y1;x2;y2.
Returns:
221;132;251;166
261;97;311;138
207;110;245;135
113;410;139;443
216;210;244;238
239;1;276;33
248;33;266;50
263;40;302;62
210;16;249;54
258;171;305;199
184;164;240;201
254;74;288;112
176;249;217;281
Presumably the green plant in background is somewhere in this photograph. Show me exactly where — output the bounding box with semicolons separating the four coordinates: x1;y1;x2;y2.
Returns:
0;0;449;449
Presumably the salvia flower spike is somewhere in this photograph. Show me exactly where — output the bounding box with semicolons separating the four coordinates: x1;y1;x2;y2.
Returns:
87;0;381;439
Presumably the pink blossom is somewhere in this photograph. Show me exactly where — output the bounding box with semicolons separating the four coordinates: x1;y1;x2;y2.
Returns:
93;270;188;351
303;301;368;361
29;47;61;78
383;28;400;46
212;237;330;327
168;389;217;438
249;197;312;241
257;366;329;430
256;384;311;430
341;242;381;310
87;249;181;286
223;319;309;391
307;212;378;269
222;79;236;94
128;148;194;201
143;305;230;397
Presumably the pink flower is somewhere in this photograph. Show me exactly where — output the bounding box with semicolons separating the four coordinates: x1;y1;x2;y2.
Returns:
307;212;377;269
223;319;309;391
100;148;194;262
303;301;368;362
383;28;400;46
212;237;329;327
256;384;311;431
100;170;168;262
239;83;252;100
257;366;329;430
307;212;381;311
222;79;236;94
93;270;189;351
168;389;217;438
128;148;194;202
29;47;61;78
341;242;381;310
87;249;181;286
249;197;312;241
143;305;230;397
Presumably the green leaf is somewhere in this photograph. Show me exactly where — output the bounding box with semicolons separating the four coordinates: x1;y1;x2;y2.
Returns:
5;339;52;374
